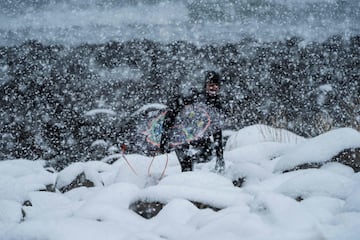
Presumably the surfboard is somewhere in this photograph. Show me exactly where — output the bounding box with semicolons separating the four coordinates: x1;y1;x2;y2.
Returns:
141;103;222;149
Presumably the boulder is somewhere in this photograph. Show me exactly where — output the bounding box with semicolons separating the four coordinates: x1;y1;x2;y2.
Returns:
274;128;360;173
283;148;360;173
331;148;360;172
129;201;165;219
129;200;221;219
55;162;104;193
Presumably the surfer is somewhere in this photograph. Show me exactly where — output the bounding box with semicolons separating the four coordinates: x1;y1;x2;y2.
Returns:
159;71;225;172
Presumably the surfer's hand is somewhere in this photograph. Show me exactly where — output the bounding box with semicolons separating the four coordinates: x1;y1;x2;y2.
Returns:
159;144;171;154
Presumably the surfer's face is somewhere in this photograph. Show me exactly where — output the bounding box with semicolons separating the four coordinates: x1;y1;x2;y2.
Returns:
206;83;219;97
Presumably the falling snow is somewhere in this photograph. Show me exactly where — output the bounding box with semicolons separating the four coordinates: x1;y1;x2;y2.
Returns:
0;1;360;239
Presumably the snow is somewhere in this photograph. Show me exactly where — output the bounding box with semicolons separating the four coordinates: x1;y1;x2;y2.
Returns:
0;200;23;223
84;108;116;116
225;124;305;151
0;159;55;203
1;125;360;240
274;128;360;172
55;162;104;190
275;169;355;199
344;180;360;212
131;103;168;116
318;84;334;93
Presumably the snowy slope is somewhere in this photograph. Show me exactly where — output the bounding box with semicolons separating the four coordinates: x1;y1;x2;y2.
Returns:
1;125;360;240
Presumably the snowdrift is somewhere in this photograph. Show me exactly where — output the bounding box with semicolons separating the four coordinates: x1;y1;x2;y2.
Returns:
1;125;360;240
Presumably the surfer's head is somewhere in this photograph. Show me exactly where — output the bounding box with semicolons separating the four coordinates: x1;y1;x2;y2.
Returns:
204;71;220;97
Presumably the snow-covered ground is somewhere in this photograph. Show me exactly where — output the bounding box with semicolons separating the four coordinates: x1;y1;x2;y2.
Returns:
1;125;360;240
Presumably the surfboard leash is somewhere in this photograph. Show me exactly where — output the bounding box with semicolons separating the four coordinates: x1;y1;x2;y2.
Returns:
120;144;168;179
120;144;138;176
147;153;169;180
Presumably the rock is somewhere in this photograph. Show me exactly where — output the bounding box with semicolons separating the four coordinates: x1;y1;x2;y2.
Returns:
21;200;32;221
283;162;323;173
22;200;32;207
55;162;104;193
232;177;246;188
57;172;98;193
191;201;221;211
283;148;360;173
129;199;221;219
21;208;26;221
39;184;56;192
275;128;360;173
129;201;165;219
331;148;360;172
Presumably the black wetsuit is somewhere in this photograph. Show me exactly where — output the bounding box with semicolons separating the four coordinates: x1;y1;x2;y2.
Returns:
159;91;224;172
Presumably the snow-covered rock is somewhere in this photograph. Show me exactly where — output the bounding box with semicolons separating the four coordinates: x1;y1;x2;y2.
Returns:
225;124;305;151
0;160;55;203
55;162;104;193
300;196;345;224
0;159;50;178
0;200;23;223
1;126;360;239
274;128;360;173
344;184;360;212
224;141;290;184
275;169;356;200
132;172;252;210
330;148;360;172
0;200;23;234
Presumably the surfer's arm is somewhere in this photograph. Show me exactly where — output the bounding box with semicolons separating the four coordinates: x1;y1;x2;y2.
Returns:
159;94;190;153
159;109;177;153
183;89;201;105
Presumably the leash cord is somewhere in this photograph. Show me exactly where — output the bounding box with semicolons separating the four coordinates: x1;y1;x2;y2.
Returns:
147;153;169;180
121;148;138;176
